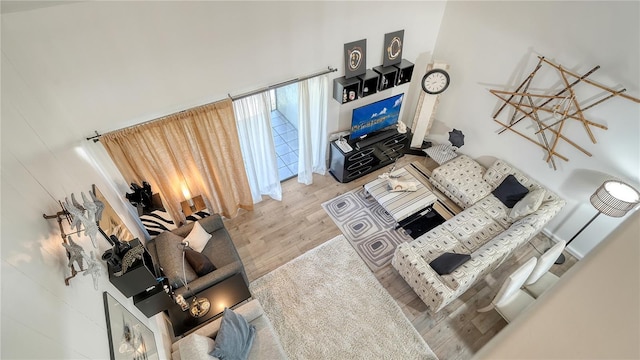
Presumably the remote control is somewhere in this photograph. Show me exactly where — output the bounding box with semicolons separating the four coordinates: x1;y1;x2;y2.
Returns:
335;139;353;153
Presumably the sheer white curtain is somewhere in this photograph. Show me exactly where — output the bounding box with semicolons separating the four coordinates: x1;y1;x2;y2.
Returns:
233;92;282;202
297;75;328;185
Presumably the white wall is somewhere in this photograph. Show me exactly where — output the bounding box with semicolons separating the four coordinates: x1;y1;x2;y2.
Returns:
473;211;640;360
0;1;446;358
431;1;640;258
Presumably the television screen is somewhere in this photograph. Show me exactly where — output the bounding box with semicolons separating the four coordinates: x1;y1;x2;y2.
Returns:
350;93;404;139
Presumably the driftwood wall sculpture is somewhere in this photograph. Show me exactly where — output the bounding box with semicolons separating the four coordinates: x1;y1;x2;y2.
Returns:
490;56;639;170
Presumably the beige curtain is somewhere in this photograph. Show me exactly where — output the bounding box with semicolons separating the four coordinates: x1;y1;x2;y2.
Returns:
100;99;253;223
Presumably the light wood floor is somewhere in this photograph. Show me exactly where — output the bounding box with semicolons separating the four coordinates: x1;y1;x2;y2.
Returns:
224;154;577;359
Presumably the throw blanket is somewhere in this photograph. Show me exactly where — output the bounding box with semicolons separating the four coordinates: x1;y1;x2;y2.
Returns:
388;178;418;192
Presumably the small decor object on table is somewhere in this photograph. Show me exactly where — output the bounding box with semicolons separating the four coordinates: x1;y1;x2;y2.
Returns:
114;244;145;276
189;297;211;318
103;292;158;360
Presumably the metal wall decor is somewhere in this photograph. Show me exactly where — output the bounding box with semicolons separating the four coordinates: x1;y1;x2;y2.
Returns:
43;189;111;287
344;39;367;79
490;55;640;170
383;30;404;67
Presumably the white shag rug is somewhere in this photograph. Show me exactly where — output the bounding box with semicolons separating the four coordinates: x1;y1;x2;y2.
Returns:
249;235;438;360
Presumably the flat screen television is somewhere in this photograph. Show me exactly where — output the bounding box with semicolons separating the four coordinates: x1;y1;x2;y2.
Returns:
350;93;404;140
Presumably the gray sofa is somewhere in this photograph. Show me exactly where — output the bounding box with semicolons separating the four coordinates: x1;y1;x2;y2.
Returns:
146;215;247;298
171;299;288;360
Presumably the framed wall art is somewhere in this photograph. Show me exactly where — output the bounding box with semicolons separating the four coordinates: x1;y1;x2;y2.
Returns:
103;292;159;360
383;30;404;67
344;39;367;79
93;185;135;242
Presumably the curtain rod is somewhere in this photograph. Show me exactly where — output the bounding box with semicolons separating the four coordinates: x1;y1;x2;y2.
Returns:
86;94;229;142
86;66;337;142
228;66;337;101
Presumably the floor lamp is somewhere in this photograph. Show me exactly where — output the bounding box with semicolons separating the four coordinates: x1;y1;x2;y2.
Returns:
556;180;640;264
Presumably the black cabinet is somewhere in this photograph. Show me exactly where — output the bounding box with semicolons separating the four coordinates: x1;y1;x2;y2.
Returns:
108;239;158;298
329;129;410;183
133;280;174;317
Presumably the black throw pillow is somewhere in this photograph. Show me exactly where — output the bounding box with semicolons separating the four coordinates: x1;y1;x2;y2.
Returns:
492;174;529;208
429;252;471;275
185;249;216;276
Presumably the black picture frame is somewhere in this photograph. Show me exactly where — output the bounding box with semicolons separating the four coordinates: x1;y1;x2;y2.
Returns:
344;39;367;79
383;30;404;67
103;292;159;360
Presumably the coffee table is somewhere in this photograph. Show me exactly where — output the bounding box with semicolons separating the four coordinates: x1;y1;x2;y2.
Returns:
364;167;438;225
166;273;251;337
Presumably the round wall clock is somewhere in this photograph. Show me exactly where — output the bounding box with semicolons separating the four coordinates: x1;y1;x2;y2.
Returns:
421;69;450;94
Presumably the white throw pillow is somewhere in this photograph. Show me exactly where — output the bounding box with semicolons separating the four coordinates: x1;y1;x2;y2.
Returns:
179;334;218;360
509;188;546;220
183;221;212;253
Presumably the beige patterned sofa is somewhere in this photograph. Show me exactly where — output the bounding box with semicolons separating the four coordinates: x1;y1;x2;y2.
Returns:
392;155;565;313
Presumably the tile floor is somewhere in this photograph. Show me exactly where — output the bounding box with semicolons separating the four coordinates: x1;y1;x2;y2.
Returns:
271;110;298;181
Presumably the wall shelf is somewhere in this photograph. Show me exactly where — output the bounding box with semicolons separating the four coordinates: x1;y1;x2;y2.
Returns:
357;69;380;98
333;76;361;104
333;59;414;104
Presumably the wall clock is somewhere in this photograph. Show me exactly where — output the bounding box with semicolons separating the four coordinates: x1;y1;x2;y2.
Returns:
411;63;449;149
421;69;450;94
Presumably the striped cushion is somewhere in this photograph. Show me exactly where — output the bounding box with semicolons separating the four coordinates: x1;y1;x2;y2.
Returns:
140;209;177;237
185;209;211;224
425;144;459;165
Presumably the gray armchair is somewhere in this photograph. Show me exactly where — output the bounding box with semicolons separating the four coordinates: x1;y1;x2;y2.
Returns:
146;215;247;298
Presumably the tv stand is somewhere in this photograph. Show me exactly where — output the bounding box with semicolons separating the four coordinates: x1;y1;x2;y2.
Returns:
355;129;399;150
329;129;411;183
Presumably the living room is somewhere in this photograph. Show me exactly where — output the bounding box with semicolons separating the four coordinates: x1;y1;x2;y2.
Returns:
1;1;638;359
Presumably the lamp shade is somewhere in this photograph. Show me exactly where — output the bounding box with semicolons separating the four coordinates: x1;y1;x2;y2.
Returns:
590;180;640;217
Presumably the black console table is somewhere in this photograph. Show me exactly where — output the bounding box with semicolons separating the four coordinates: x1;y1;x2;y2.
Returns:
329;128;410;183
166;273;251;337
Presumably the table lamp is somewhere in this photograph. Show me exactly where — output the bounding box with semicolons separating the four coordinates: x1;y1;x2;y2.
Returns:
177;241;211;318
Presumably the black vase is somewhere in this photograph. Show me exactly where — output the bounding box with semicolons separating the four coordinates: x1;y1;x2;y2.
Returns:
110;235;131;257
102;249;122;272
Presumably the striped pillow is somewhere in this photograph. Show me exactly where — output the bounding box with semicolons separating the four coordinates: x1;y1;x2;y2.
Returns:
185;209;211;224
140;209;178;237
425;144;459;165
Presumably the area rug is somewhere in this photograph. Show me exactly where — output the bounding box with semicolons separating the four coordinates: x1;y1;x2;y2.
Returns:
321;187;412;271
249;235;438;360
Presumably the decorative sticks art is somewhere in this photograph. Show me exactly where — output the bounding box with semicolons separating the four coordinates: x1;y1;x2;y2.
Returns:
490;56;640;170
